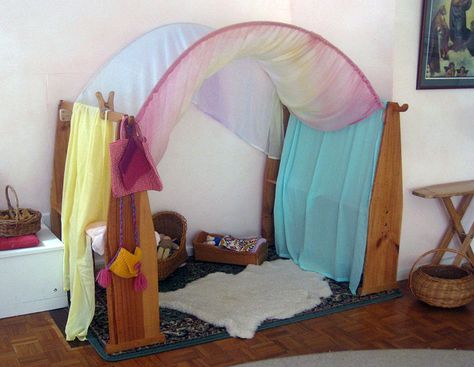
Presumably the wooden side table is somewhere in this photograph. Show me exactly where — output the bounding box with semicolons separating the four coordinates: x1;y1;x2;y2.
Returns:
412;180;474;265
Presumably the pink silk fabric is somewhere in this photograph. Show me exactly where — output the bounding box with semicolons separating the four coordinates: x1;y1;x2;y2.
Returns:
136;21;383;165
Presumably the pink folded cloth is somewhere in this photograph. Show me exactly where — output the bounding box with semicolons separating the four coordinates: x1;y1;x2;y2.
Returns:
0;234;39;251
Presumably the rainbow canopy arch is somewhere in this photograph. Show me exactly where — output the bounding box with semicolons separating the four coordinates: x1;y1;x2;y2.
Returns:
78;21;382;163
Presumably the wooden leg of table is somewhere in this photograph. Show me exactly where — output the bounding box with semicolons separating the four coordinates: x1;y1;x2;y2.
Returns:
442;197;467;237
467;244;474;260
432;195;472;264
454;220;474;265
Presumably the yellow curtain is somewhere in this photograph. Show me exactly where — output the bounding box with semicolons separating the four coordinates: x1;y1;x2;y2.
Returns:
62;103;114;341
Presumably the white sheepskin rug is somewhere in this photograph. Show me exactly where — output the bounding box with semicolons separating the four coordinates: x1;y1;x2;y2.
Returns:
159;259;332;339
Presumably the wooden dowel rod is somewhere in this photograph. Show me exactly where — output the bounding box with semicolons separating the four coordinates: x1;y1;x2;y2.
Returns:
58;106;126;123
103;110;126;123
396;103;409;112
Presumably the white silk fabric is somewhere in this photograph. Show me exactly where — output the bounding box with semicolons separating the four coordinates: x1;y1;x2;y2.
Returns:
76;23;213;115
76;23;283;158
137;21;383;165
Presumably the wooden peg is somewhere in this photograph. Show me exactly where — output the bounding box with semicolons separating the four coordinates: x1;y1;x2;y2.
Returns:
96;91;115;119
396;103;409;112
94;91;124;122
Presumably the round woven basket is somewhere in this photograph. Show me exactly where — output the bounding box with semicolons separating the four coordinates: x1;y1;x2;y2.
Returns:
152;211;188;280
0;185;41;237
409;248;474;308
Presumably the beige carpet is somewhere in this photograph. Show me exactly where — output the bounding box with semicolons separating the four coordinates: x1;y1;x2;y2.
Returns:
236;349;474;367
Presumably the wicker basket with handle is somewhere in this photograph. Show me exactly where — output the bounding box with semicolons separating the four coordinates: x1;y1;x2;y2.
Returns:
0;185;42;237
152;211;188;280
409;248;474;308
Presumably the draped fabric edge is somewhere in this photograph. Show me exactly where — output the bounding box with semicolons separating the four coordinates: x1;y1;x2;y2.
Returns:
136;21;382;125
76;22;214;108
135;21;384;167
274;105;386;294
61;103;115;341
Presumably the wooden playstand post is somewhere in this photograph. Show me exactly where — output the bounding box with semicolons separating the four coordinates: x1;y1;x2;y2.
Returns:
51;93;164;353
50;100;74;239
359;102;408;295
96;92;164;352
261;102;408;296
104;191;164;353
261;106;289;245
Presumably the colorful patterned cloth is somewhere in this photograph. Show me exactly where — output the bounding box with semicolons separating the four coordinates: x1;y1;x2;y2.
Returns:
219;236;266;253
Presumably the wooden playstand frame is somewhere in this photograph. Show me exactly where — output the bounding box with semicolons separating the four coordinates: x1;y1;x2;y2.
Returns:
261;102;408;295
51;94;164;353
51;96;407;352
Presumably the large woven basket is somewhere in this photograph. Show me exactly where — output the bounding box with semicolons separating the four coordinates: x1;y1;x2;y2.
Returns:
0;185;41;237
409;248;474;308
152;211;188;280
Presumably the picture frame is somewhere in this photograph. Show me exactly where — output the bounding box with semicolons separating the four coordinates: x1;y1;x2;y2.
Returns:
417;0;474;89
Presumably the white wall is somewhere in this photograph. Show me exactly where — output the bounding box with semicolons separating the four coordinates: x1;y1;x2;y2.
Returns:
290;0;395;99
394;1;474;278
148;106;267;240
0;0;291;246
2;0;468;280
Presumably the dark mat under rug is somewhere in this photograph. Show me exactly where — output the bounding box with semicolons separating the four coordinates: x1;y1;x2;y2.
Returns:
49;308;89;349
88;248;402;361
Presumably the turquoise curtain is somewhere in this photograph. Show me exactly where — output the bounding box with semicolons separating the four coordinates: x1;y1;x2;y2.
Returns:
274;105;385;294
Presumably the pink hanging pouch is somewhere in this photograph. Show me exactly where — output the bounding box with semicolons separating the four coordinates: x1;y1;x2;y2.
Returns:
110;116;163;198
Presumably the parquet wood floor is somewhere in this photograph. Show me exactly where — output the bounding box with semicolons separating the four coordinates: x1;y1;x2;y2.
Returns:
1;281;473;367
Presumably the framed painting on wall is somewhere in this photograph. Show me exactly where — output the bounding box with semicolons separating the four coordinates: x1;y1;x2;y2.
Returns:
417;0;474;89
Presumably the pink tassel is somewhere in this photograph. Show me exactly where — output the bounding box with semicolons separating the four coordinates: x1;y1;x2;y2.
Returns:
133;262;147;291
134;272;147;291
96;268;112;288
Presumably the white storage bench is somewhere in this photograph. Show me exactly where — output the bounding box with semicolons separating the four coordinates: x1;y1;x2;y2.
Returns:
0;224;67;319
